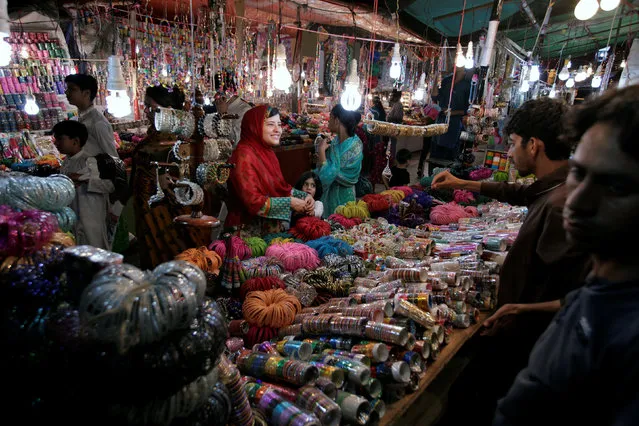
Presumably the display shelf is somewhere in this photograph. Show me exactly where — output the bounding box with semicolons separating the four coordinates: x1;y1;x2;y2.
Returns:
380;313;487;426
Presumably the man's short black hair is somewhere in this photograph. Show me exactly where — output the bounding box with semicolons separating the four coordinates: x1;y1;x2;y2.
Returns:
564;85;639;161
396;148;412;164
65;74;99;101
52;120;89;146
504;98;571;160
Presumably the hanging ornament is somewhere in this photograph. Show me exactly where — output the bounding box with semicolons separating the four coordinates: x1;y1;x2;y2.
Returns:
341;60;362;111
389;43;402;79
465;41;474;69
273;43;292;91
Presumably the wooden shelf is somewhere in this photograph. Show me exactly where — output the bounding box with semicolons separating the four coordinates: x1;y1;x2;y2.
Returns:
380;313;487;426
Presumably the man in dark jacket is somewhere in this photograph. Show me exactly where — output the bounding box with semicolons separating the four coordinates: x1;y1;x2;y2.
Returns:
432;98;590;423
494;85;639;426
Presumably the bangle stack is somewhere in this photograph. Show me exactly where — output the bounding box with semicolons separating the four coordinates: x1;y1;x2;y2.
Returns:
196;162;231;186
175;180;205;206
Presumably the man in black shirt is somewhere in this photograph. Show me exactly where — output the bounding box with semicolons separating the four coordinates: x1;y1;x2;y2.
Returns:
494;85;639;426
384;148;411;188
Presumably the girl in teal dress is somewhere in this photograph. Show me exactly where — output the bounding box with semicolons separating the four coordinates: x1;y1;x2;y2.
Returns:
315;105;363;217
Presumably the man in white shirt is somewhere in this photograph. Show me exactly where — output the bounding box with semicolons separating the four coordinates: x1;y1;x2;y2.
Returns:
64;74;119;158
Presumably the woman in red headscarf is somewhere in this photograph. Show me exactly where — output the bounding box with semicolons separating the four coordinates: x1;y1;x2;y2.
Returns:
226;105;314;235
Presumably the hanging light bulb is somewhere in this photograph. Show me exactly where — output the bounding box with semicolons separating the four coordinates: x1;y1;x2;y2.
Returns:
184;71;191;83
586;65;593;75
135;44;140;55
20;46;29;59
455;43;466;68
301;70;306;79
465;41;474;69
106;55;132;118
549;85;557;98
621;59;626;68
575;67;588;82
519;80;530;93
204;95;211;106
340;59;362;111
566;78;575;88
0;0;11;67
259;69;264;79
314;89;320;98
389;43;402;79
244;63;249;72
528;64;540;82
161;64;168;77
413;72;427;101
600;0;620;11
24;94;39;115
558;60;571;81
273;43;292;91
591;64;603;88
574;0;599;21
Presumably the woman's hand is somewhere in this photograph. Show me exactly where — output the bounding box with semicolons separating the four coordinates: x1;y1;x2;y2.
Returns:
317;136;330;153
304;195;315;216
291;197;307;213
483;304;525;329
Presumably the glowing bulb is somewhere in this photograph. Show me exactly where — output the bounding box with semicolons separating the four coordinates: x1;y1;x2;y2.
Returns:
465;41;474;69
340;60;362;111
575;67;588;82
389;43;402;79
413;72;426;101
621;59;626;68
558;65;570;81
528;65;540;82
587;65;593;75
161;65;168;77
204;96;211;105
574;0;599;21
273;44;292;91
455;43;466;68
367;93;373;100
259;70;264;78
566;78;575;88
600;0;620;11
185;72;191;83
20;46;29;59
135;45;140;54
0;37;11;67
301;70;306;79
106;90;132;118
591;75;602;88
549;86;557;98
244;64;249;72
519;80;530;93
24;94;39;115
314;90;320;98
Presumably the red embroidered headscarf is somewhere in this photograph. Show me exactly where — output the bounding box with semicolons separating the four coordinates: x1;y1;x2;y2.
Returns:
226;105;292;226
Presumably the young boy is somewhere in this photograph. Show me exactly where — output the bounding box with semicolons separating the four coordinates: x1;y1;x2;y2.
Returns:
384;148;412;188
64;73;119;158
53;120;115;250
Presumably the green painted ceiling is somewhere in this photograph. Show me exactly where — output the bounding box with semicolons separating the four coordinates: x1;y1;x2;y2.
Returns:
389;0;639;58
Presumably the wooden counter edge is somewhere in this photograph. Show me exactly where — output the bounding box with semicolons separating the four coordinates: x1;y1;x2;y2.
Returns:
380;313;488;426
